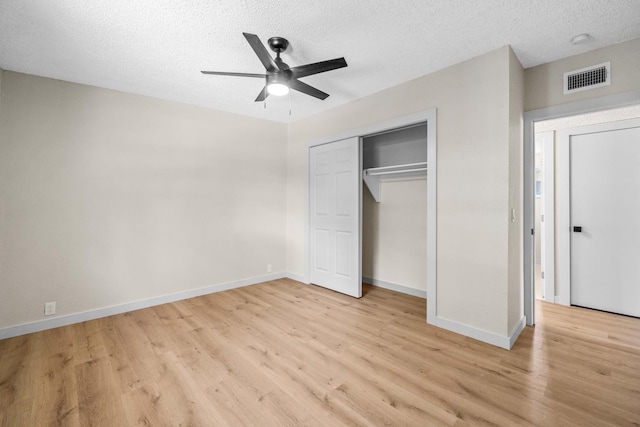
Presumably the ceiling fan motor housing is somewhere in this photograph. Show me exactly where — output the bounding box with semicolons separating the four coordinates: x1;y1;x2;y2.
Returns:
267;71;291;86
268;37;289;53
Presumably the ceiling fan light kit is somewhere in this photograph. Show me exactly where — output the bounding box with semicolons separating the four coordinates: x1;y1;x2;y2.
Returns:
266;73;290;96
267;82;290;96
201;32;347;104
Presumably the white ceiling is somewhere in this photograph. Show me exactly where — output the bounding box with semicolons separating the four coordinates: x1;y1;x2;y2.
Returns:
1;1;639;123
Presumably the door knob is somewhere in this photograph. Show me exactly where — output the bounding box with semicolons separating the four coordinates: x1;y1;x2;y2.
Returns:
573;226;582;232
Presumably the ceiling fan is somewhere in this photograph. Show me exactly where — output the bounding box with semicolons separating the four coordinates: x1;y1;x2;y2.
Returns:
201;33;348;102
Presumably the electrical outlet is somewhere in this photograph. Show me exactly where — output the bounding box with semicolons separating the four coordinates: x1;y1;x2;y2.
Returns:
44;301;56;316
267;264;272;273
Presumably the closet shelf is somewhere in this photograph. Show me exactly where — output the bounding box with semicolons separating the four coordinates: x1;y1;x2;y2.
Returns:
364;161;428;176
363;162;428;202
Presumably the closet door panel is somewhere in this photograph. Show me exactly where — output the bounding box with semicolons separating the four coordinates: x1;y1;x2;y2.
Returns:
309;137;362;298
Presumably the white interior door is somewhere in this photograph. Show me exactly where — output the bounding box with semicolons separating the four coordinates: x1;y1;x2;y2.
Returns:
309;137;362;297
570;122;640;317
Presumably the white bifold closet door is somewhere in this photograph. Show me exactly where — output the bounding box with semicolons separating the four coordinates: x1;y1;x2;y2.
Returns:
309;137;362;298
570;122;640;317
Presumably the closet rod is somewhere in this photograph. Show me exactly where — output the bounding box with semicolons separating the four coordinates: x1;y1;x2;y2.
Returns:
366;167;427;176
365;161;427;172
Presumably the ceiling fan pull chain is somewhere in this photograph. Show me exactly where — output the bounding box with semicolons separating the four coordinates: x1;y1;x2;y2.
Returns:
289;92;292;116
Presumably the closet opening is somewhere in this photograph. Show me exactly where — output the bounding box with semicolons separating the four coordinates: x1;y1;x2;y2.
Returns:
362;123;428;298
306;108;436;323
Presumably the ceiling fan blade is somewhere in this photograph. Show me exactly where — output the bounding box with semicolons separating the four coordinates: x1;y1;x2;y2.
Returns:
243;32;280;72
255;86;269;102
289;58;347;79
201;71;266;78
290;79;329;100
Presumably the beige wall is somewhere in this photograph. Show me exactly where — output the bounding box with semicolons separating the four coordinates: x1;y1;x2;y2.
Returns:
0;72;287;329
507;48;524;334
288;46;523;338
525;38;640;111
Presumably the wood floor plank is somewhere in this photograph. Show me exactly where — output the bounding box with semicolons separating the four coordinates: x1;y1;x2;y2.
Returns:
75;356;128;426
28;343;79;426
1;333;43;427
1;278;640;426
119;385;173;427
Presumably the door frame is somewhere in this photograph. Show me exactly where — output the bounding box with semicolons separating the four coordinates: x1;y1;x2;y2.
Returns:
305;108;437;316
535;130;555;303
523;89;640;325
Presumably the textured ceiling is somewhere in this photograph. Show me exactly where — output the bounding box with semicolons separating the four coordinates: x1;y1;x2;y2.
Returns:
1;1;639;123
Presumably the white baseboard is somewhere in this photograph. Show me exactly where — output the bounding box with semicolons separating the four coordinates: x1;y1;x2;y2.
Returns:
363;277;427;299
0;273;286;340
509;316;527;349
284;272;307;284
428;314;526;350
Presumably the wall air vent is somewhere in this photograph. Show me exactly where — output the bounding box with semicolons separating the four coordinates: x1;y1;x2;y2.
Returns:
564;62;610;94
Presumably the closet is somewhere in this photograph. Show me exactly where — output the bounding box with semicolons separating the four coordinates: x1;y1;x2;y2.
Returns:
362;124;428;297
307;109;436;303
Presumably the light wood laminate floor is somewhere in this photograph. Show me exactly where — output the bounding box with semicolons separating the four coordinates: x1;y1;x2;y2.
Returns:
1;278;639;426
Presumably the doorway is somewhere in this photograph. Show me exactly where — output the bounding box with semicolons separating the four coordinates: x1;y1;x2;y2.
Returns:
523;91;640;325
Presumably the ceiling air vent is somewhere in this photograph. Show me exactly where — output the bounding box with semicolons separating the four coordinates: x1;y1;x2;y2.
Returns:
564;62;610;94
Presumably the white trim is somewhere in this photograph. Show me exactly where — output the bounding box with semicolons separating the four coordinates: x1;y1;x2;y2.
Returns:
285;272;307;283
0;273;286;340
523;89;640;326
537;130;556;303
543;131;556;303
358;138;364;297
428;315;521;350
307;110;437;149
363;277;427;299
425;111;438;327
557;131;571;306
509;316;527;349
524;115;536;325
304;143;310;284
